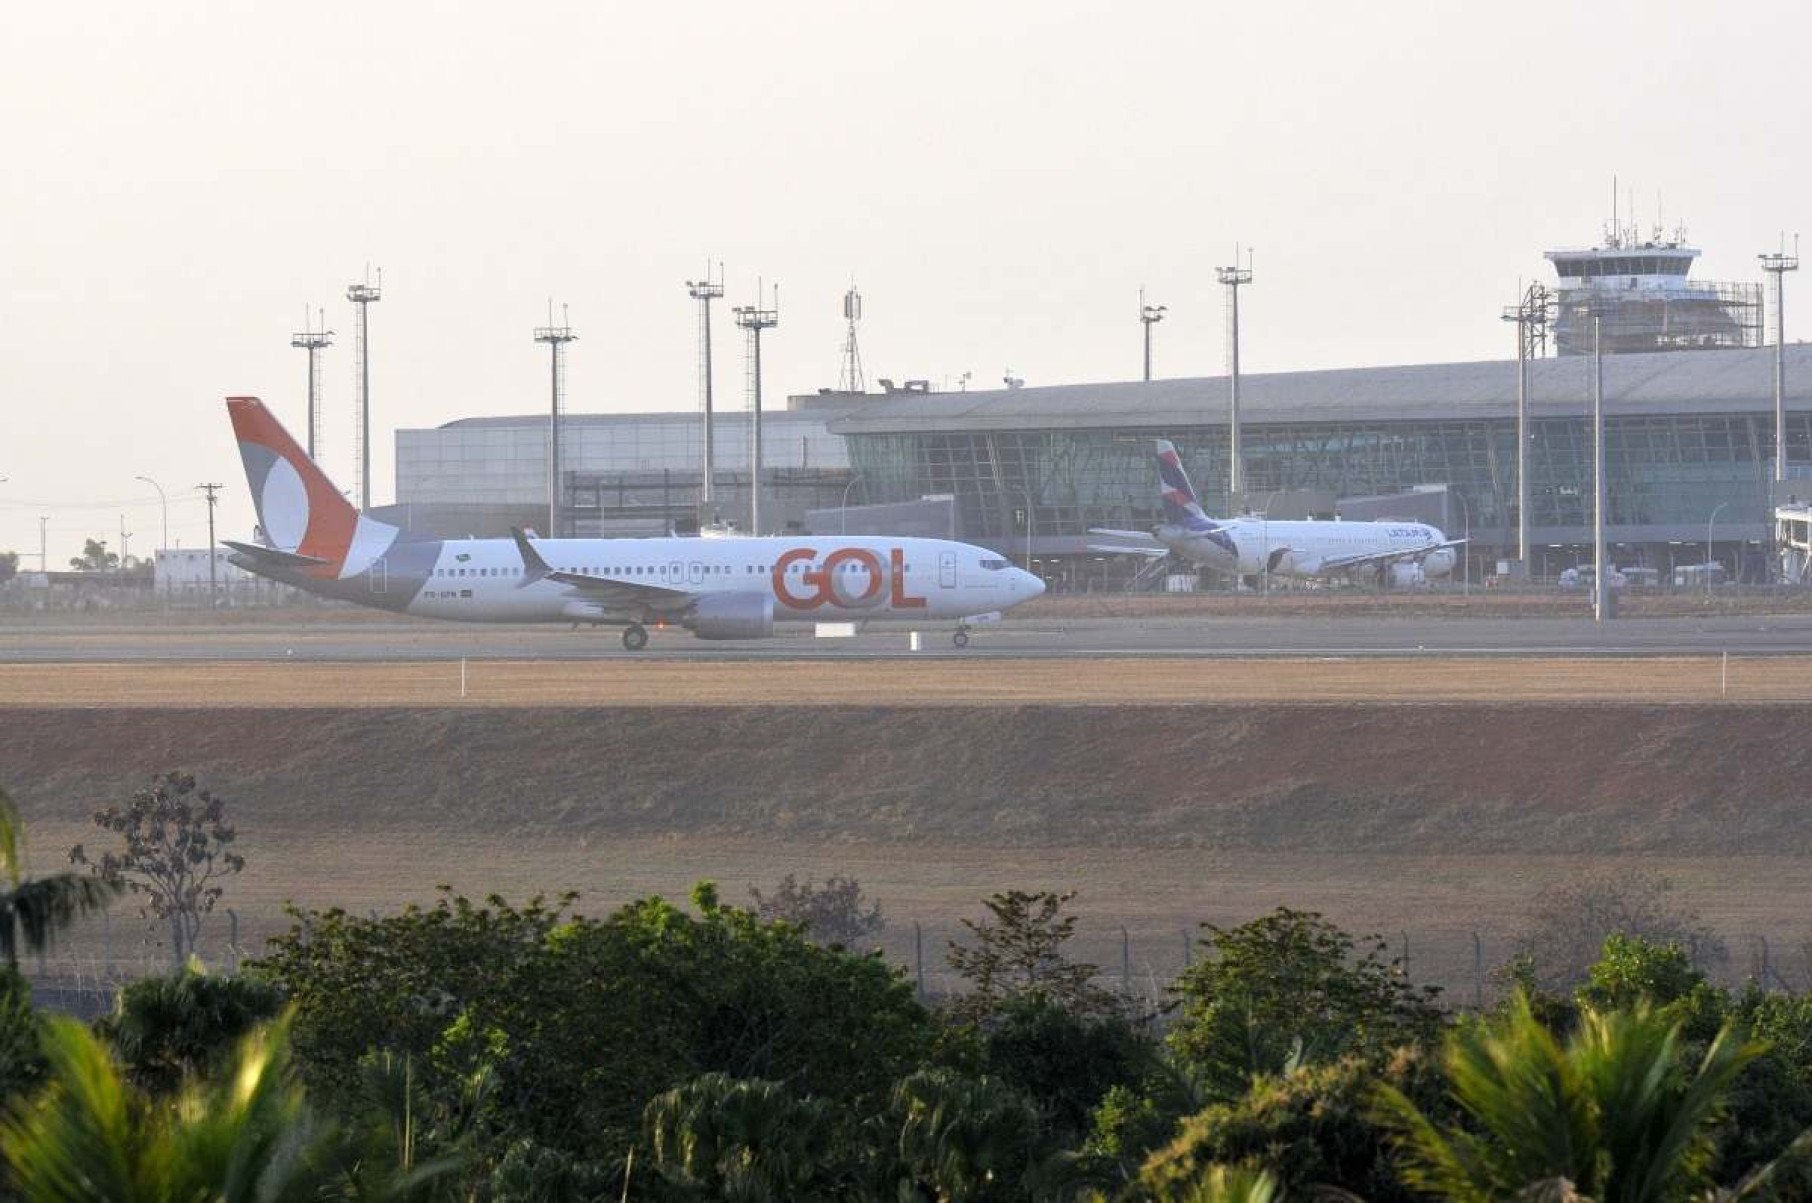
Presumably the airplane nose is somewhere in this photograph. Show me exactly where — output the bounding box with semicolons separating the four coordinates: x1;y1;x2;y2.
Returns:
1019;569;1045;598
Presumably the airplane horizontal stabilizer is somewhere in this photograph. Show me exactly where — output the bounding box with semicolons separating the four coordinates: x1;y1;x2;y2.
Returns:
221;539;329;569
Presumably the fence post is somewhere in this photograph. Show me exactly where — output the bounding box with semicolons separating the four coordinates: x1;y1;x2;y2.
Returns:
1121;927;1132;997
1400;930;1411;984
104;910;114;984
228;909;240;974
1473;931;1484;1009
914;922;925;1001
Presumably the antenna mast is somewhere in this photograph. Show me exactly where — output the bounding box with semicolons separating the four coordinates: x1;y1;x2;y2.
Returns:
839;285;865;393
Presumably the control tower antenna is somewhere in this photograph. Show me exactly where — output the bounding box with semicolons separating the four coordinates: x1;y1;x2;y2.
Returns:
839;283;865;393
1216;249;1254;507
1761;236;1800;485
534;301;578;538
1139;286;1167;382
733;282;780;535
687;264;725;517
346;268;383;511
290;307;334;461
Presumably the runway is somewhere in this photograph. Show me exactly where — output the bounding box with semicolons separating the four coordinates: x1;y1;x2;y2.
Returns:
5;612;1812;662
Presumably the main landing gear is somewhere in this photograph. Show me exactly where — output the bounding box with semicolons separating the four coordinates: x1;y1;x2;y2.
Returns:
621;623;648;651
952;625;971;649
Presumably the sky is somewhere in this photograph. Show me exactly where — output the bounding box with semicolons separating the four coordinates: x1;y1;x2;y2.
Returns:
3;0;1808;563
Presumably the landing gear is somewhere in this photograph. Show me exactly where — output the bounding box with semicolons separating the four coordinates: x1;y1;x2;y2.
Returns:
621;623;648;651
952;626;970;649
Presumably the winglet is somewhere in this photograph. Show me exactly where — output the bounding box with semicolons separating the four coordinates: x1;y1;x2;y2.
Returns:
510;527;550;588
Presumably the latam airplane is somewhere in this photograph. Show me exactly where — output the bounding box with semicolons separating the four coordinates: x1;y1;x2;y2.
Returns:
223;396;1043;648
1090;439;1463;586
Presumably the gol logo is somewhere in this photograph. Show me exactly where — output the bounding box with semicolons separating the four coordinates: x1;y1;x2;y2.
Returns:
772;547;927;611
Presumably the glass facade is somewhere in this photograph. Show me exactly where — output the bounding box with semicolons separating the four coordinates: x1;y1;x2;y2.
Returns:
397;413;848;507
846;413;1812;552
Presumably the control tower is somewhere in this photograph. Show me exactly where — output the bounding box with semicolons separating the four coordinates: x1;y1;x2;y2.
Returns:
1544;220;1761;356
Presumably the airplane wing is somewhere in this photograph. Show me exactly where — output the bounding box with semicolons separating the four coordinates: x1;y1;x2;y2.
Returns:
510;528;694;610
1316;538;1468;574
1086;528;1169;557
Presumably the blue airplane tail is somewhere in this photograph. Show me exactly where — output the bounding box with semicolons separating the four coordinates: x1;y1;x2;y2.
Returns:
1155;440;1219;532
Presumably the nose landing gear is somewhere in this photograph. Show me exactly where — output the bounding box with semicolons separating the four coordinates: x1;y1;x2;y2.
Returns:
952;625;970;649
621;623;649;651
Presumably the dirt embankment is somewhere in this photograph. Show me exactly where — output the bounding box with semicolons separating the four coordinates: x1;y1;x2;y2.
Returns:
4;704;1807;856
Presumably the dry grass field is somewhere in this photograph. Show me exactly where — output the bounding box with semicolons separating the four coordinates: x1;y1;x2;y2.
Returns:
2;654;1809;707
6;644;1811;1001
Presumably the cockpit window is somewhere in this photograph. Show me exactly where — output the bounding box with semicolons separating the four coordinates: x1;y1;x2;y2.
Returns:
979;558;1010;571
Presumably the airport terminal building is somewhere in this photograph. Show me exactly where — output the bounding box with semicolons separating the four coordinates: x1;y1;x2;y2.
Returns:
394;344;1812;586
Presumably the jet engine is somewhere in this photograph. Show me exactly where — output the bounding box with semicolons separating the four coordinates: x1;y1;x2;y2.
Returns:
1421;547;1457;577
683;592;775;640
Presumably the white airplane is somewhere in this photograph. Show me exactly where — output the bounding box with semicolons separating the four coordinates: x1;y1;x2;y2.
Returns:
222;396;1043;648
1090;439;1463;586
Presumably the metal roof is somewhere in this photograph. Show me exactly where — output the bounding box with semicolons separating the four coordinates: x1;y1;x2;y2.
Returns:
826;345;1812;435
431;411;831;431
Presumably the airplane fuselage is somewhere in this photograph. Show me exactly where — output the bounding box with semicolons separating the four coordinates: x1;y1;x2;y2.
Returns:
1158;517;1457;579
235;533;1037;625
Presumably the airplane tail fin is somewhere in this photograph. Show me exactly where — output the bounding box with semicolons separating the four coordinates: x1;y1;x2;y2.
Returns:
226;396;363;575
1155;439;1216;530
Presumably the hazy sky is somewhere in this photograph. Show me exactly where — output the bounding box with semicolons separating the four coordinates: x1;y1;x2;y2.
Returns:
3;0;1806;561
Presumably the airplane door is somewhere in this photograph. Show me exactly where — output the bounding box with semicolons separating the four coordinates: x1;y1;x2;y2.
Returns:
369;559;387;595
938;551;957;588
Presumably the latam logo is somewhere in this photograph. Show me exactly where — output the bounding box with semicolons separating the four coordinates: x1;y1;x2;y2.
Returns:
772;547;927;611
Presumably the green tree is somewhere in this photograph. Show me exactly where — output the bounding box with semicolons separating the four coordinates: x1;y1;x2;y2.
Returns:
71;770;246;967
66;537;119;572
1576;934;1727;1042
0;784;118;971
314;1049;482;1202
96;962;285;1094
979;991;1154;1150
252;883;935;1179
1127;1049;1445;1203
1507;872;1728;994
1375;994;1762;1203
893;1068;1044;1203
1134;1163;1280;1203
0;551;18;586
1;1011;324;1202
1169;908;1442;1102
644;1073;840;1200
947;889;1119;1023
0;965;45;1105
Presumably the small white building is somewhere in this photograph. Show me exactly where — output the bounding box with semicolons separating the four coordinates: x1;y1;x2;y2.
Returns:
151;548;284;603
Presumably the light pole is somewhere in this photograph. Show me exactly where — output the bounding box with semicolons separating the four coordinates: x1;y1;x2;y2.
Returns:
840;473;862;535
137;475;168;599
1707;502;1729;599
1139;288;1167;382
1012;485;1035;571
135;476;168;553
1454;491;1471;595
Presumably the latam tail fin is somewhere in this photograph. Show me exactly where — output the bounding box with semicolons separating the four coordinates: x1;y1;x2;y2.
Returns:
226;396;374;577
1154;439;1216;531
